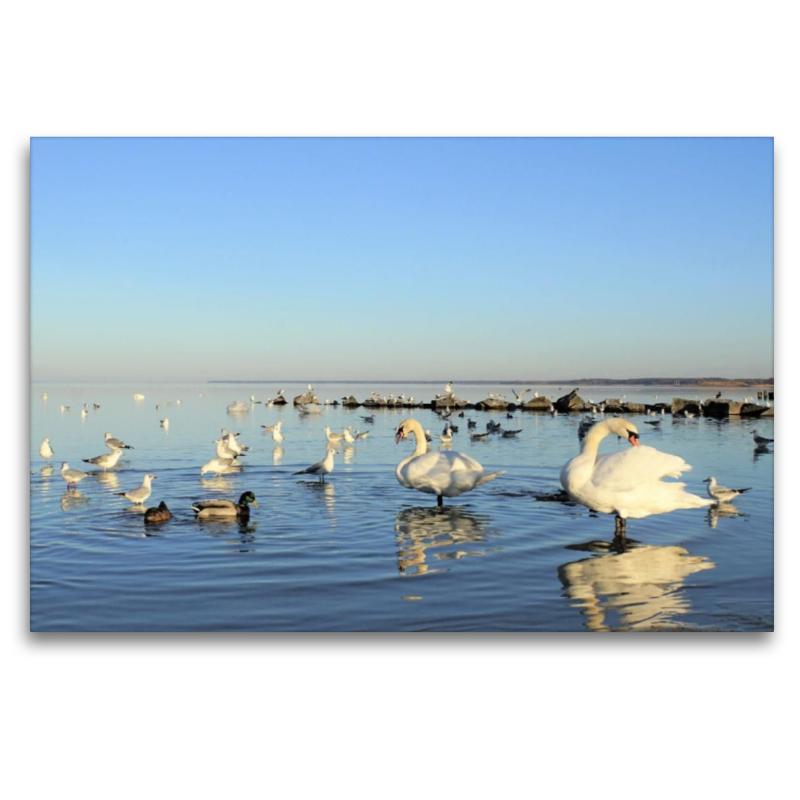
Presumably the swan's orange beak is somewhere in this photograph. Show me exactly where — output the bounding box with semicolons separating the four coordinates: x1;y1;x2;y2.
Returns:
395;429;405;444
628;433;640;447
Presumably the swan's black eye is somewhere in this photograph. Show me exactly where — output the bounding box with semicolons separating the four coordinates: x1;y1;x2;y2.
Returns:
629;431;639;440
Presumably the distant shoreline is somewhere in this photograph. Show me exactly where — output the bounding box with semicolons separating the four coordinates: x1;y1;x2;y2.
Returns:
207;377;774;387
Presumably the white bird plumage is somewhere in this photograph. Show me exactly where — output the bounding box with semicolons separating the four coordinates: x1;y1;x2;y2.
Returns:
117;473;156;505
395;418;504;506
560;418;712;535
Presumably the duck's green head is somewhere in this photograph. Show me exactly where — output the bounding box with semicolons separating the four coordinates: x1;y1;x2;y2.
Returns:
238;491;259;508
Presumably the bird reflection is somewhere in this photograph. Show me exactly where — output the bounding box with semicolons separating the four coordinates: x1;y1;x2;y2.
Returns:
95;471;121;490
753;445;772;461
303;480;336;520
200;476;236;492
393;506;494;575
343;446;355;464
707;502;745;528
41;465;54;477
558;543;716;631
199;519;259;552
61;490;90;511
273;446;284;466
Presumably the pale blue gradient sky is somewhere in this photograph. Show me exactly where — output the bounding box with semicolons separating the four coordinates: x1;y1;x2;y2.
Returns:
31;137;773;381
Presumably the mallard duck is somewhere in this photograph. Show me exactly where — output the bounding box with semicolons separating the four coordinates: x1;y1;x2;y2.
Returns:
144;501;172;524
191;491;259;520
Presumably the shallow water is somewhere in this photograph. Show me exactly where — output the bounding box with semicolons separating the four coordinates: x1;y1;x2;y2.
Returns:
30;382;774;631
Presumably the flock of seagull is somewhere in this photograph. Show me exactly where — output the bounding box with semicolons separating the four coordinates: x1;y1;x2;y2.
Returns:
36;384;773;540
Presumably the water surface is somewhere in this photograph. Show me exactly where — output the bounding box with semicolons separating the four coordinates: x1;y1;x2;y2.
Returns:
30;382;774;631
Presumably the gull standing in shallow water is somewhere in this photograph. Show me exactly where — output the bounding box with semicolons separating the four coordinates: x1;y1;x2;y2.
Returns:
39;438;54;462
105;432;134;451
201;457;236;478
83;448;123;471
560;418;712;540
61;462;88;490
702;477;752;505
116;474;157;505
395;418;505;507
294;448;336;481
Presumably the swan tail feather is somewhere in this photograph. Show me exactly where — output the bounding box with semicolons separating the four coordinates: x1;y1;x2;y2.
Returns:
477;470;506;487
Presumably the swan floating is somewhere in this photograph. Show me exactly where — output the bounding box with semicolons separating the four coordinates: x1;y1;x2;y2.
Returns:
395;418;505;506
560;418;712;538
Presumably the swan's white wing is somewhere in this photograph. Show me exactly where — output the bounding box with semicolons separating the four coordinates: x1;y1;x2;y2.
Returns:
403;451;492;496
591;445;692;492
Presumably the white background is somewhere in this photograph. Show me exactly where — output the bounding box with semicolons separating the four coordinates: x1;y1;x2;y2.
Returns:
3;2;794;798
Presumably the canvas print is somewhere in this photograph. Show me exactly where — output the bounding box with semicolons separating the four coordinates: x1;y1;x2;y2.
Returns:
30;137;774;631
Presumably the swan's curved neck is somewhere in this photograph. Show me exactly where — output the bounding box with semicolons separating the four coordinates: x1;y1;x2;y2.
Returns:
403;419;428;457
580;421;613;461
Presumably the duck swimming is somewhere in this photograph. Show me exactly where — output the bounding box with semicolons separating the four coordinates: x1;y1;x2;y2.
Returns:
144;501;172;524
191;491;259;520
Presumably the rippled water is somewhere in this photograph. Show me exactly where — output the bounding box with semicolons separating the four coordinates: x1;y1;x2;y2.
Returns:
30;382;774;631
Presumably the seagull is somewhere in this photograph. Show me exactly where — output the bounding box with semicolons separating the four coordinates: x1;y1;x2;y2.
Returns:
42;393;48;400
424;429;433;443
294;448;336;481
752;431;774;446
512;388;531;403
343;427;356;444
215;438;243;461
39;438;54;461
438;426;453;444
117;474;157;505
271;421;285;444
703;477;752;505
61;462;88;490
467;418;476;429
471;431;490;441
361;415;375;424
222;430;249;455
105;432;134;451
160;419;169;430
354;430;370;440
83;448;123;471
324;427;343;444
80;409;88;418
201;457;236;477
60;406;70;411
444;381;453;394
501;429;522;438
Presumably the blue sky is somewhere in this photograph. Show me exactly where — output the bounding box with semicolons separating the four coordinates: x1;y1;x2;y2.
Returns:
30;137;773;381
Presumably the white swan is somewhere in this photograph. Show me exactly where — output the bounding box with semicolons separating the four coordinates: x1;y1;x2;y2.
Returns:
395;418;505;506
560;418;712;537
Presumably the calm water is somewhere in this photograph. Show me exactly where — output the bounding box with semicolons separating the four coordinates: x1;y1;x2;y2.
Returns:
30;382;774;631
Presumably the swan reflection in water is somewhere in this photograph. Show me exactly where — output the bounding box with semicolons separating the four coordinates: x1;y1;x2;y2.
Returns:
394;506;496;576
559;542;716;631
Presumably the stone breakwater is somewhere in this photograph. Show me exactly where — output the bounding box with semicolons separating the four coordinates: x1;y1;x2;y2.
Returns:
291;389;773;417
